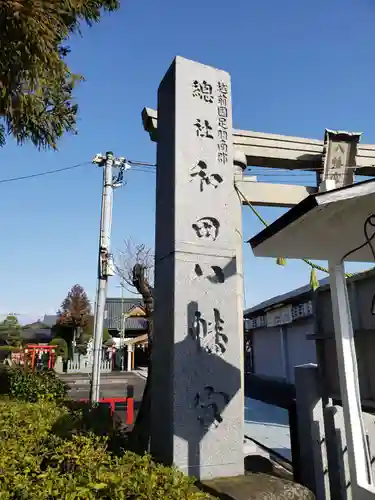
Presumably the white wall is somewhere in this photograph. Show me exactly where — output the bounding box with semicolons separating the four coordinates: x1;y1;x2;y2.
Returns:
284;320;316;383
251;318;316;383
252;326;284;379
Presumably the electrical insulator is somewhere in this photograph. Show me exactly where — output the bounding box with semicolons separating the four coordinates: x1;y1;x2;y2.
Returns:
106;254;115;277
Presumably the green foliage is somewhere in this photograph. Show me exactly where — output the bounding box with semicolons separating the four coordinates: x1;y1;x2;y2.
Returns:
0;365;68;402
0;346;21;352
50;337;69;361
83;314;94;334
0;314;22;347
83;314;95;335
79;317;113;347
103;327;111;344
0;399;212;499
1;1;120;150
2;315;19;328
52;322;74;344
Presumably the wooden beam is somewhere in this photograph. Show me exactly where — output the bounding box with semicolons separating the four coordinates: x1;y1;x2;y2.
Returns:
236;177;317;207
142;107;375;176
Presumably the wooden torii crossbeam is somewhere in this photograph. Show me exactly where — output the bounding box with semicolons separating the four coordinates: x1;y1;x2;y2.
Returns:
142;107;375;207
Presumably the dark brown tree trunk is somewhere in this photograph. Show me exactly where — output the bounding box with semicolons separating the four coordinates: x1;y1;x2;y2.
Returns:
129;264;154;454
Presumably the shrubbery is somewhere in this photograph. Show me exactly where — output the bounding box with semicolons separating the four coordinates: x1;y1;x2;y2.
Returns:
49;337;69;360
0;400;211;499
0;365;68;402
0;368;212;499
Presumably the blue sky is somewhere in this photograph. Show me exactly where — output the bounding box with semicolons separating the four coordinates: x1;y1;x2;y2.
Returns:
1;0;375;321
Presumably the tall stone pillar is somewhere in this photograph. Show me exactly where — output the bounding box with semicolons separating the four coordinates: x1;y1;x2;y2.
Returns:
151;56;244;479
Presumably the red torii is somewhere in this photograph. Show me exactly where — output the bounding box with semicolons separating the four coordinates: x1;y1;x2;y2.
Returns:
79;397;134;425
24;345;56;370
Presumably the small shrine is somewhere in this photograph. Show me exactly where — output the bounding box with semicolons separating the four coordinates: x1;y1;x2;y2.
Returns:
249;179;375;499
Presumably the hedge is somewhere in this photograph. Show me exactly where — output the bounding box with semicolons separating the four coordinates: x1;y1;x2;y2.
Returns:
0;365;68;402
49;337;69;360
0;399;212;499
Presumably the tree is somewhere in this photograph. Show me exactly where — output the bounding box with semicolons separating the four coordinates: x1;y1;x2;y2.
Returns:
116;240;154;294
0;0;119;149
116;240;154;453
49;337;68;361
58;284;92;355
81;316;111;350
51;322;74;358
102;328;111;345
74;318;112;353
0;314;22;347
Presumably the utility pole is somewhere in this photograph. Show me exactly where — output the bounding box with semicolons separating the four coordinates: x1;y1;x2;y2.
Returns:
120;284;126;371
90;152;129;403
120;314;126;371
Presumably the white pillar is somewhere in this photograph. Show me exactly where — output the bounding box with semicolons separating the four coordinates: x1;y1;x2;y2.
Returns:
127;344;133;372
329;261;375;497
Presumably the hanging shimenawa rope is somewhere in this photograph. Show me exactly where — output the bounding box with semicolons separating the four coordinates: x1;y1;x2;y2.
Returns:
235;184;355;290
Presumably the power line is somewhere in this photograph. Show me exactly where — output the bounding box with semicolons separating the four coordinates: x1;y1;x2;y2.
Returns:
128;167;156;174
0;159;157;185
126;164;312;177
128;160;156;167
126;166;353;182
0;155;371;185
125;162;365;177
126;159;367;173
0;161;91;184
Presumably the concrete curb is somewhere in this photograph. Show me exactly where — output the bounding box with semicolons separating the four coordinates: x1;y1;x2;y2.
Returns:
134;370;148;380
64;378;134;385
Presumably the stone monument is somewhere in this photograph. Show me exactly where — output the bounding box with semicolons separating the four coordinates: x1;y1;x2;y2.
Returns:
151;56;244;479
86;338;94;364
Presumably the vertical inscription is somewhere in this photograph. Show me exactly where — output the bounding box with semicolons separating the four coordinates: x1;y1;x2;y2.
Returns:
190;161;223;192
194;119;214;139
217;82;229;165
192;80;214;103
153;57;243;479
189;76;230;421
194;386;230;429
189;306;228;357
322;130;361;188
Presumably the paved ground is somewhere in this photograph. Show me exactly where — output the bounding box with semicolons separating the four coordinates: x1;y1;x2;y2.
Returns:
245;397;291;461
63;372;145;401
60;372;146;427
61;371;292;462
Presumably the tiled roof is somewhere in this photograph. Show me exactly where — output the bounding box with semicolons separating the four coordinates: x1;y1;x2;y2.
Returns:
21;328;53;342
105;297;147;331
244;266;375;317
42;299;148;332
43;315;58;327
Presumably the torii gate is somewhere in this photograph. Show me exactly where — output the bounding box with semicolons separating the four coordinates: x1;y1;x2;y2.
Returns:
142;55;375;485
142;107;375;201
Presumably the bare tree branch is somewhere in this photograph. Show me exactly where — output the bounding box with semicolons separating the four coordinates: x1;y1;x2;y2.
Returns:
115;238;154;453
115;239;154;292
